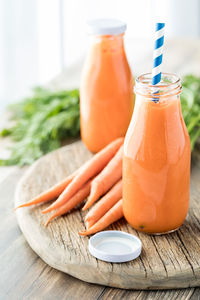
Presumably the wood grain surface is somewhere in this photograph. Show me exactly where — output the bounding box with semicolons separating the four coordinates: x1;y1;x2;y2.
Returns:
1;167;200;299
15;140;200;291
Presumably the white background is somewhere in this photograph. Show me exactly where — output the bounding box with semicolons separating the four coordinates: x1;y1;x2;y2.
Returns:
0;0;200;111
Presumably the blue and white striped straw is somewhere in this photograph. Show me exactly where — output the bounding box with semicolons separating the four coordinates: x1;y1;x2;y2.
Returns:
152;23;165;86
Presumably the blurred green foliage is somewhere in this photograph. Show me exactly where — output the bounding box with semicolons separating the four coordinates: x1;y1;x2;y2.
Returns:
0;87;80;166
181;75;200;151
0;74;200;166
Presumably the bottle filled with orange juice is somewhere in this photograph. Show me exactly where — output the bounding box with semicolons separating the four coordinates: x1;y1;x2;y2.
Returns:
123;73;191;234
80;19;134;153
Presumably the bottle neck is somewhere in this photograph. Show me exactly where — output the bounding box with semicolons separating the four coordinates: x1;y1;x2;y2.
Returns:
89;33;125;54
135;73;182;103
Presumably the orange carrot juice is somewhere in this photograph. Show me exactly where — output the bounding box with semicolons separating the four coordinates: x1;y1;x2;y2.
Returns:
80;19;133;153
123;73;191;234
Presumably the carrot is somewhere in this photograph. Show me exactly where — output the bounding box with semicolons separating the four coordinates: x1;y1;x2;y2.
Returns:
15;171;77;210
84;180;122;228
42;137;124;214
85;219;94;230
82;145;123;211
79;199;123;236
85;220;90;229
45;180;91;226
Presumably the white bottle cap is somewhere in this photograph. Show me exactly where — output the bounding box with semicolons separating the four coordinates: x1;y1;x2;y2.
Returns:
87;19;127;36
88;230;142;263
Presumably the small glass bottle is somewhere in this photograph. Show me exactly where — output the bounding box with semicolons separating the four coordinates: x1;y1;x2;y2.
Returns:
80;19;134;153
123;73;191;234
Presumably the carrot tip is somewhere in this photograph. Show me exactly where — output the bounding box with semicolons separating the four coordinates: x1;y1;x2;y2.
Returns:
45;219;50;226
84;215;90;222
14;204;26;210
82;200;91;211
82;205;87;211
78;231;88;236
41;208;50;214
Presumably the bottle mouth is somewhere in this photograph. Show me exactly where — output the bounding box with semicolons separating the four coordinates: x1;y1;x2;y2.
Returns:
135;73;182;99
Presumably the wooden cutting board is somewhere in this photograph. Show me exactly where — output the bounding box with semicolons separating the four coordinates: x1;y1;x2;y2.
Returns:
15;141;200;290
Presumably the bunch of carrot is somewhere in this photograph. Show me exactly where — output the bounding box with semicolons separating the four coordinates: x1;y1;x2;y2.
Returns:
15;138;124;236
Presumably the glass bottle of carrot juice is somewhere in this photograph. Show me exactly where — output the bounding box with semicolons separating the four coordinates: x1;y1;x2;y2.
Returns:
123;73;191;234
80;19;134;153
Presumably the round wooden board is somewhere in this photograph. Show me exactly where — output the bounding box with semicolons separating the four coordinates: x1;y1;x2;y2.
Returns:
15;141;200;290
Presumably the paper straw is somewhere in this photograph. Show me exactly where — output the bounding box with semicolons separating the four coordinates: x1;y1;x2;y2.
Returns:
152;23;165;86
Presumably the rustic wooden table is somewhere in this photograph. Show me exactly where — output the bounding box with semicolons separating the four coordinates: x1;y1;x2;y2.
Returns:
0;39;200;300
